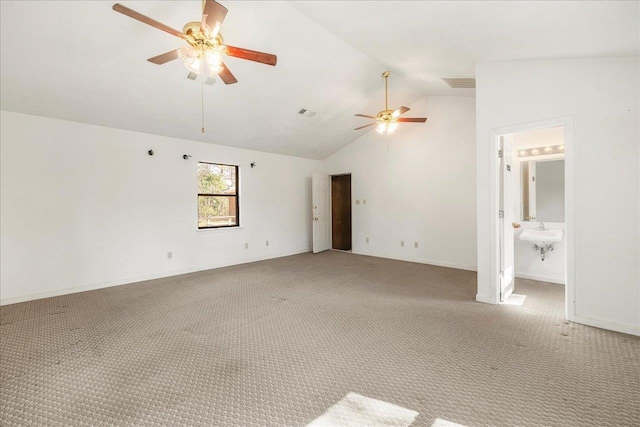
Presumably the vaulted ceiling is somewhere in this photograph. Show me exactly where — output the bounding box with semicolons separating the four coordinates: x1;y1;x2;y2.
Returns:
1;1;638;159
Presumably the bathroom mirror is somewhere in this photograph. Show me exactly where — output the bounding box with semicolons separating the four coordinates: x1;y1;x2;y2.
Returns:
521;159;565;222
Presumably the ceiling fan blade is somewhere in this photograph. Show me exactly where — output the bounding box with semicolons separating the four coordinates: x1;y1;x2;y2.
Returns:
218;62;238;85
147;49;180;64
397;117;428;123
392;106;410;118
222;45;277;66
354;123;376;130
113;4;186;39
355;114;376;119
203;0;228;35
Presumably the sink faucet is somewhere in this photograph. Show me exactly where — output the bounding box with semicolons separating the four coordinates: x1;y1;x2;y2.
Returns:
537;222;547;231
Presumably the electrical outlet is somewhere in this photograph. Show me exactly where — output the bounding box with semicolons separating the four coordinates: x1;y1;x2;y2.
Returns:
245;243;249;249
366;237;369;243
356;199;360;205
414;242;419;248
167;252;172;259
266;241;269;246
401;241;405;247
363;199;367;205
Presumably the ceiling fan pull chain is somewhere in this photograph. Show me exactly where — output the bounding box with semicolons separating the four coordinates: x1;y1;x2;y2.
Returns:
201;80;205;133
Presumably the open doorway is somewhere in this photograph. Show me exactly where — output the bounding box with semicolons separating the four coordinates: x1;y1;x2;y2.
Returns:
496;123;571;317
331;174;352;251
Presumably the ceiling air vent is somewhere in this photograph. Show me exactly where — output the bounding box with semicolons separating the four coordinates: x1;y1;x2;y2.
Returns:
443;78;476;89
298;108;317;118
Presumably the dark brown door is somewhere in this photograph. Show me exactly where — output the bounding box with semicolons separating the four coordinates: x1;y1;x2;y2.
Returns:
331;174;352;251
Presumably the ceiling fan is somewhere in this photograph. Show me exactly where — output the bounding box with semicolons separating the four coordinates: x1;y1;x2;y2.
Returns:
112;0;277;85
355;71;427;134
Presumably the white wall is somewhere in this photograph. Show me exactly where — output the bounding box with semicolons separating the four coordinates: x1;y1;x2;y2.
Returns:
0;111;321;304
323;96;477;270
476;57;640;335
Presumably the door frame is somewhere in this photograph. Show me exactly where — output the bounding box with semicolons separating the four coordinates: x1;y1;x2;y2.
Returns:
488;116;575;321
498;136;515;302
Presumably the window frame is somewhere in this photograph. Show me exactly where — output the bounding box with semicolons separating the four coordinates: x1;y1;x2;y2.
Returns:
197;161;240;230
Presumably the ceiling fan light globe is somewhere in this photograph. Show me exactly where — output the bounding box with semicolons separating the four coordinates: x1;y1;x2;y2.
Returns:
205;51;223;75
376;123;387;134
179;45;202;74
183;56;202;74
179;45;198;60
388;122;399;133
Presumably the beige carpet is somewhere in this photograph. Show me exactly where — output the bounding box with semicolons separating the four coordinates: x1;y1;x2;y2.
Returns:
1;251;639;426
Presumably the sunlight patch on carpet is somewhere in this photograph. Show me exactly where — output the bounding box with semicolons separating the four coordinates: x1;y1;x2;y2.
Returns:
431;418;468;427
503;294;527;306
307;392;418;427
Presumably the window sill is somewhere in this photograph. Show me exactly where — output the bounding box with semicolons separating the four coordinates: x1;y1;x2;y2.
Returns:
197;226;244;233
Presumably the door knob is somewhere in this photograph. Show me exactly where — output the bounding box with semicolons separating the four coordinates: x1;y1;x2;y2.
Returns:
314;217;318;221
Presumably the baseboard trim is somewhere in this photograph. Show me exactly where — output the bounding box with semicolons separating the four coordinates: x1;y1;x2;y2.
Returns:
515;272;565;285
475;293;495;304
352;250;477;272
0;249;311;306
573;314;640;337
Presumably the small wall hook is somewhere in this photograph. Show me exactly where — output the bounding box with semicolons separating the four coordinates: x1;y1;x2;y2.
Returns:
250;162;256;168
183;154;192;160
148;149;154;156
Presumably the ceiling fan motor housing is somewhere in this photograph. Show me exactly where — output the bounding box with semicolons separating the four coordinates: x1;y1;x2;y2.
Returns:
377;109;395;123
182;21;223;49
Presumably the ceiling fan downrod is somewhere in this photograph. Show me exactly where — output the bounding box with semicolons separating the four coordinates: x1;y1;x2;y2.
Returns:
383;70;390;111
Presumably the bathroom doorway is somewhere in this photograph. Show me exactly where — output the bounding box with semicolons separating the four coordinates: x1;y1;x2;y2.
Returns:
331;174;352;251
492;118;574;320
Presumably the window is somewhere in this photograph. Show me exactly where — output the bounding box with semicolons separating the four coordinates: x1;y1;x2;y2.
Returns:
198;162;239;229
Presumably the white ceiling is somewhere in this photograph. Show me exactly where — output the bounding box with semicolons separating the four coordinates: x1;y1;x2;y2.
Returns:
1;1;638;159
293;1;640;96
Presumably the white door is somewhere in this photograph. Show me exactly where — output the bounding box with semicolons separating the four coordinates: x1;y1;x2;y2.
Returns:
312;172;331;253
499;137;515;301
